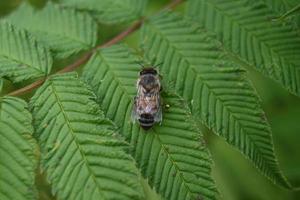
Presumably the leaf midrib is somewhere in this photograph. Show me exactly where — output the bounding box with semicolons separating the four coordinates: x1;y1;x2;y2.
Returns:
29;11;93;47
0;55;46;75
107;0;138;14
9;4;95;47
146;21;281;182
33;30;91;48
49;81;107;200
201;0;300;68
0;98;36;198
152;127;193;199
98;52;134;100
66;0;138;19
97;53;196;198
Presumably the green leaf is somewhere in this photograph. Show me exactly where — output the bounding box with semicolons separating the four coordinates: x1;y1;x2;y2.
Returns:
273;0;299;8
0;78;3;93
59;0;148;24
30;72;144;200
257;0;299;14
0;96;38;200
141;12;291;188
186;0;300;97
0;22;52;82
258;0;300;28
6;2;97;59
141;178;162;200
82;45;218;200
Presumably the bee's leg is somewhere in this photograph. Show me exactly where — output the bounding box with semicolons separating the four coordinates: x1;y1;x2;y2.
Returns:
160;96;163;106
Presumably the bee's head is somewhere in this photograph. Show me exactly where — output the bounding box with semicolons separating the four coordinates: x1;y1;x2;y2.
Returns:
138;62;163;76
139;67;158;76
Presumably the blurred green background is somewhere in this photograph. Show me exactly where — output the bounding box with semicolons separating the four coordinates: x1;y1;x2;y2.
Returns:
1;0;300;199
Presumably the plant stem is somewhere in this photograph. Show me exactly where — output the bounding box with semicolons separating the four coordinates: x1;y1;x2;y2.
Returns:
58;19;144;74
7;0;182;97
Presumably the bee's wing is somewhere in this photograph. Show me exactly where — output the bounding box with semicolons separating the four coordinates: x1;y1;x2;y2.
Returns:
131;96;139;123
154;106;162;123
154;95;162;123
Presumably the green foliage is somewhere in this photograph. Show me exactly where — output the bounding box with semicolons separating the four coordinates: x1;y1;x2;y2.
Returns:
259;0;299;13
0;22;52;82
259;0;300;28
0;78;3;93
59;0;148;24
0;96;38;200
0;0;299;199
30;73;144;200
6;2;97;58
141;11;290;188
82;45;218;200
186;0;300;97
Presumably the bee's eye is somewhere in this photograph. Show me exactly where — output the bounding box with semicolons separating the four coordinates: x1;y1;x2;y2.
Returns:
140;68;157;75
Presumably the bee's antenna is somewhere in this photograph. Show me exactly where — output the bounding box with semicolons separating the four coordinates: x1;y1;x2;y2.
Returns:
154;62;163;68
136;61;145;68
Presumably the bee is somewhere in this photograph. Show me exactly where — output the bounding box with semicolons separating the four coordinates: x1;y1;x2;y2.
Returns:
132;67;162;130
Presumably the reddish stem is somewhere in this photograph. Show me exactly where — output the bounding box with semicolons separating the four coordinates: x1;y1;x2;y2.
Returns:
7;0;182;97
8;79;45;96
7;20;143;96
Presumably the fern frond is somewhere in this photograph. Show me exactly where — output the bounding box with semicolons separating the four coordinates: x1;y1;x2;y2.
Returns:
30;73;144;200
141;12;291;188
0;22;52;82
0;96;38;200
6;3;97;58
186;0;300;96
59;0;148;24
82;45;218;200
